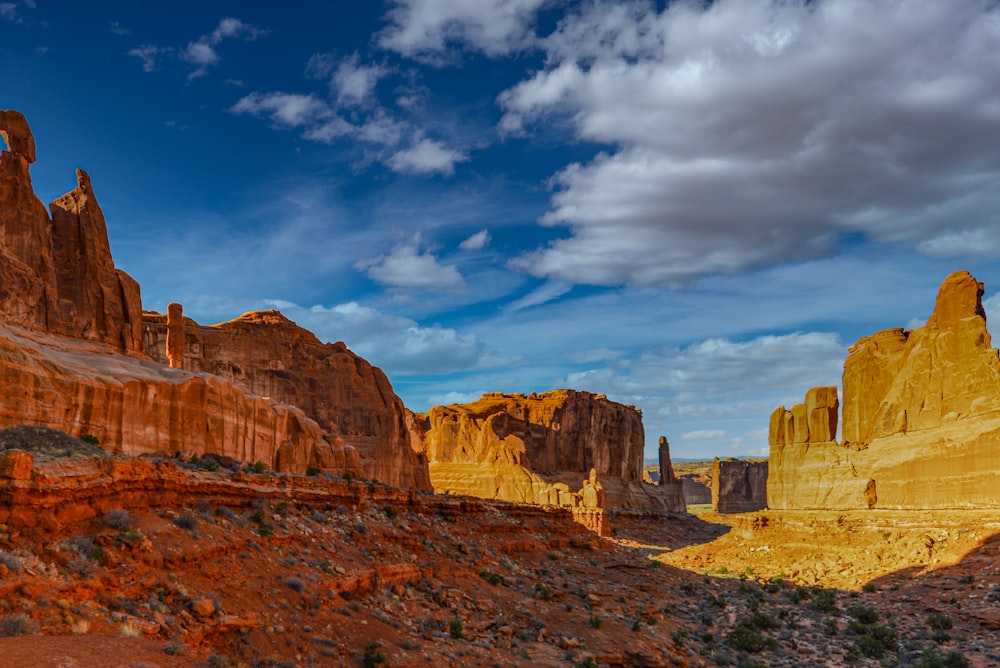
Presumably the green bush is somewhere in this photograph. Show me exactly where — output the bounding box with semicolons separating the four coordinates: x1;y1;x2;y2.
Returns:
0;613;38;636
448;619;463;639
726;625;777;653
80;434;100;446
479;570;502;585
362;640;386;667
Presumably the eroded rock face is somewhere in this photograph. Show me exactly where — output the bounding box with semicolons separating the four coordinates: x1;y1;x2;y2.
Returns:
0;326;337;472
711;458;768;513
0;110;142;353
143;309;431;490
416;390;686;511
769;271;1000;509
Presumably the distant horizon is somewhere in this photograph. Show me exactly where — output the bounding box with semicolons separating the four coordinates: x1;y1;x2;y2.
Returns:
5;0;1000;461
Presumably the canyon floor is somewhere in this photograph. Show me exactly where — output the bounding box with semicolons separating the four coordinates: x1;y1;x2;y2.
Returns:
0;440;997;667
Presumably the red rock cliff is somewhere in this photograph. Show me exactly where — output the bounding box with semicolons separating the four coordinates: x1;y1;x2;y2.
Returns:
0;110;378;476
415;390;686;511
711;458;768;513
0;111;142;354
143;309;431;491
768;271;1000;509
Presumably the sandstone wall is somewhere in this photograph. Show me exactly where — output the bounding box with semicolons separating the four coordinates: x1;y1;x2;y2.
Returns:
0;325;351;474
768;271;1000;510
416;391;686;512
711;458;768;513
143;310;431;490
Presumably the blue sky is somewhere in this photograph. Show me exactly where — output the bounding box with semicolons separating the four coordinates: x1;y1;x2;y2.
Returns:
5;0;1000;460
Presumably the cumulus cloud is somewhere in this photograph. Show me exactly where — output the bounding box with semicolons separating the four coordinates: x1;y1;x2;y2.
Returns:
387;137;469;175
499;0;1000;287
306;52;390;108
357;235;466;291
459;229;491;251
378;0;548;61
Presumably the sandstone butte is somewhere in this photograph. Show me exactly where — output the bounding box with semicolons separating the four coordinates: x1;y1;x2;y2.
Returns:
711;457;768;514
414;390;687;513
0;110;426;486
769;270;1000;510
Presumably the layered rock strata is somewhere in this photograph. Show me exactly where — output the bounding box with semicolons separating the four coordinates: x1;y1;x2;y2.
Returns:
143;309;430;490
711;458;768;513
415;391;686;512
769;271;1000;509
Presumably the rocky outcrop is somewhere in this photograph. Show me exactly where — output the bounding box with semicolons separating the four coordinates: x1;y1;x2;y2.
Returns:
0;111;142;354
0;325;343;473
415;391;686;512
769;271;1000;510
143;309;430;491
711;458;768;513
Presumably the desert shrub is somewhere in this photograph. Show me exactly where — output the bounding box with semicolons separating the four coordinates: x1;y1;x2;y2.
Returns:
913;648;971;668
0;550;22;572
448;618;463;639
383;505;398;520
847;605;880;625
574;659;598;668
787;587;810;604
80;434;100;446
726;625;777;653
809;588;838;613
737;611;780;631
283;577;306;593
207;655;232;668
252;461;267;474
67;555;98;577
588;615;602;629
479;570;502;586
174;513;199;531
0;613;38;636
103;508;136;532
849;624;898;659
362;641;386;667
706;593;727;609
927;612;953;632
535;583;553;601
215;506;238;522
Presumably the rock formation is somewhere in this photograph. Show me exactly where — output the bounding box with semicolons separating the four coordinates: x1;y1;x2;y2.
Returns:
414;390;686;512
0;111;143;353
143;309;430;490
711;458;768;513
166;302;184;369
0;110;408;480
769;271;1000;509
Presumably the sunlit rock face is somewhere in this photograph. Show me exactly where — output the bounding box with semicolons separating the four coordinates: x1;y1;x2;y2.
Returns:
769;271;1000;510
415;390;686;512
143;309;431;490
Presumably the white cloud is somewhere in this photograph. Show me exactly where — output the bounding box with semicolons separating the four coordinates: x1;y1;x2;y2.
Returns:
335;54;389;107
499;0;1000;287
230;92;330;127
459;229;490;251
128;45;162;72
0;4;16;20
682;429;727;441
504;280;571;313
985;293;1000;323
269;301;483;375
357;236;466;291
387;137;468;175
181;17;266;79
110;21;130;36
378;0;548;61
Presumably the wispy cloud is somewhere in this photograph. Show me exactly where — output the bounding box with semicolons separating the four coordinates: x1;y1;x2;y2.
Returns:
459;229;490;251
378;0;549;62
128;17;266;79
